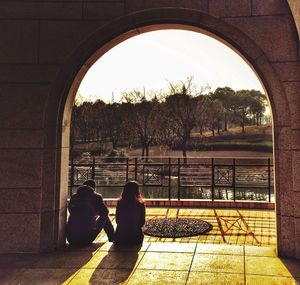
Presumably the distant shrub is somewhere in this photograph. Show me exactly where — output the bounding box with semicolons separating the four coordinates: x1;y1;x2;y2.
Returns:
105;149;128;162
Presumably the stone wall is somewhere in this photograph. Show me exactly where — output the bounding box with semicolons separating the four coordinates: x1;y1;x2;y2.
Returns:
0;0;299;258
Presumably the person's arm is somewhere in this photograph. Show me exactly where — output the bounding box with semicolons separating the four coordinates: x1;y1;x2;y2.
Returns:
115;202;120;224
139;203;146;227
94;194;109;228
96;194;109;217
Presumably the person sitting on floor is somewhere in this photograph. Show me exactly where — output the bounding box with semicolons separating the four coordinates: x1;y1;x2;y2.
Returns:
66;179;114;246
114;181;146;245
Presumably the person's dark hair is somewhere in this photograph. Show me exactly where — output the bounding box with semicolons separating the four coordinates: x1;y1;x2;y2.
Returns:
76;185;93;195
83;179;96;190
120;181;143;204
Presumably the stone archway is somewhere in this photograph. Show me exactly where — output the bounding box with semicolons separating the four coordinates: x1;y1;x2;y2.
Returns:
0;1;298;259
52;9;296;257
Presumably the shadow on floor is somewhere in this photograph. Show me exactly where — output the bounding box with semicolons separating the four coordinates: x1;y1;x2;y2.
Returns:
0;243;105;285
87;244;142;285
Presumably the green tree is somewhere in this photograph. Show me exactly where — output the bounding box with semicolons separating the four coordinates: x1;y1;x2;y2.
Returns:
231;91;256;133
205;95;224;136
247;90;267;125
211;87;235;131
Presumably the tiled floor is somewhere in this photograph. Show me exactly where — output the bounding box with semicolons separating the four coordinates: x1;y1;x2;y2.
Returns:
100;207;277;247
0;208;299;285
1;242;299;284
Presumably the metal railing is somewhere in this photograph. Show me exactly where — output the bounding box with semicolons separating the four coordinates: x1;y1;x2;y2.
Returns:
69;156;274;202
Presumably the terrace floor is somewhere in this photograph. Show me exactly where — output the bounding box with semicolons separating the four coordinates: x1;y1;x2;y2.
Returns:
1;207;299;285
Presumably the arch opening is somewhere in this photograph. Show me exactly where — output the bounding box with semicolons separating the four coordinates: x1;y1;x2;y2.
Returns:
59;23;276;250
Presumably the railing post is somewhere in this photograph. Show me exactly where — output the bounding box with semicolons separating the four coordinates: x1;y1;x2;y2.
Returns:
233;158;236;201
268;158;271;202
92;157;95;180
135;157;138;181
126;157;129;182
168;157;171;200
177;158;180;201
211;158;215;201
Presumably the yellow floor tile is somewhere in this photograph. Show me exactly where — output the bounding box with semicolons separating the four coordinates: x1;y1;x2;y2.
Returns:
127;269;188;285
9;268;79;285
245;256;300;277
196;243;244;255
187;272;244;285
246;274;299;285
82;251;144;270
137;252;193;271
191;254;244;273
69;268;132;285
32;251;94;269
245;246;277;257
147;242;196;253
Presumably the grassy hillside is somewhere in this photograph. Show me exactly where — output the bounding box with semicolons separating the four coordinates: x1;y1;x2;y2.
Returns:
73;124;273;158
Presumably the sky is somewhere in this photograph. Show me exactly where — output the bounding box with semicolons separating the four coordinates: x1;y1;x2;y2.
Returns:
78;30;264;103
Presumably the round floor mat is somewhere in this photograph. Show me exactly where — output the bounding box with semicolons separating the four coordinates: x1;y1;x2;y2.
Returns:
144;218;213;238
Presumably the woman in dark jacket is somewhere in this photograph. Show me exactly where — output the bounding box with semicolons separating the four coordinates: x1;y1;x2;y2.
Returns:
114;181;145;245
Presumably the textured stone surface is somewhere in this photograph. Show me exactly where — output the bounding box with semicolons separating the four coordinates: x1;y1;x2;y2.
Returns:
0;64;59;83
125;0;209;13
0;149;42;188
294;192;300;217
278;215;296;257
283;82;300;129
252;0;291;16
0;188;41;213
273;62;300;82
39;20;108;64
0;130;44;149
276;151;294;216
279;237;297;258
296;218;300;237
0;21;38;63
0;214;40;252
84;2;125;19
254;55;290;128
0;2;82;20
39;211;56;252
225;16;298;62
209;0;251;17
0;83;49;129
280;216;296;240
292;152;300;192
290;129;300;150
277;127;292;151
297;242;300;259
40;150;58;211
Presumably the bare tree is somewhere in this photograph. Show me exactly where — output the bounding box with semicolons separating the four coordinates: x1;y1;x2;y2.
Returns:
165;77;209;162
122;89;164;161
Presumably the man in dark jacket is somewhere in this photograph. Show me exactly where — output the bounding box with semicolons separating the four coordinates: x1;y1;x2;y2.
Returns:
66;180;114;246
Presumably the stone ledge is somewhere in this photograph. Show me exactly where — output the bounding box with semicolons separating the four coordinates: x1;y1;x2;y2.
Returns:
104;199;275;209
